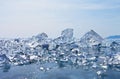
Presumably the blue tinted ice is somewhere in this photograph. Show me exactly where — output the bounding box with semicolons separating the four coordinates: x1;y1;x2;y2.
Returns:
0;29;120;79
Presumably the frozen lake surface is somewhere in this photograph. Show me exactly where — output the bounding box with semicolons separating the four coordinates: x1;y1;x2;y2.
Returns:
0;64;120;79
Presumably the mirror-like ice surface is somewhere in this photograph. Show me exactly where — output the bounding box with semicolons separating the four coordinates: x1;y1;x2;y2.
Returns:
0;28;120;79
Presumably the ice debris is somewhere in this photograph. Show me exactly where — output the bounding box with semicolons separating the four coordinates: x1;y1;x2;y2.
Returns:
0;28;120;79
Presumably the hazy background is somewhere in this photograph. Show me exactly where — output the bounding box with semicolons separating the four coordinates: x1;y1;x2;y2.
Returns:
0;0;120;38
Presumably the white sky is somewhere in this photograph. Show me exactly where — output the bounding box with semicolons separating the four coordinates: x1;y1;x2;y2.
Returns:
0;0;120;38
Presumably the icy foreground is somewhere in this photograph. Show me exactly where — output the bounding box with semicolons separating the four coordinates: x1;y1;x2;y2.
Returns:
0;28;120;79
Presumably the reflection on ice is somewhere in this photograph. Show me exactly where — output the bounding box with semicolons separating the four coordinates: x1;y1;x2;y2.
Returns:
0;64;120;79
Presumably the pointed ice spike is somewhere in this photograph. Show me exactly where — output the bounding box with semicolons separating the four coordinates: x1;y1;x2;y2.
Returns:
35;32;48;40
80;30;103;47
61;28;73;39
53;28;74;44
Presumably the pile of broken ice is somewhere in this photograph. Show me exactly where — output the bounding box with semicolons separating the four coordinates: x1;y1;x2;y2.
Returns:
0;28;120;78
